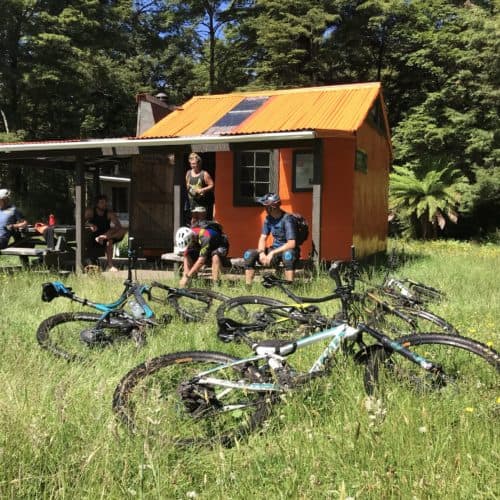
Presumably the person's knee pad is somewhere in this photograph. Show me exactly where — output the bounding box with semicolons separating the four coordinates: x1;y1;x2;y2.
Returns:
282;249;297;270
243;249;259;269
212;246;228;258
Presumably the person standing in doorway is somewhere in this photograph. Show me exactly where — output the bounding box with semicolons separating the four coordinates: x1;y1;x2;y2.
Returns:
185;153;214;220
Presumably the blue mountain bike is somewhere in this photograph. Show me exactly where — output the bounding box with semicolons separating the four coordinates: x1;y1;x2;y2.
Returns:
36;237;229;361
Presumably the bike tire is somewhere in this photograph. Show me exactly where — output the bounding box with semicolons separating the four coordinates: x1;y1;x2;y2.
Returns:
167;287;230;322
216;295;324;342
36;312;139;362
364;333;499;416
112;350;274;446
366;297;458;335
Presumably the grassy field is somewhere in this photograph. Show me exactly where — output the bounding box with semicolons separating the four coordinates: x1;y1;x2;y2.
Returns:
0;240;498;499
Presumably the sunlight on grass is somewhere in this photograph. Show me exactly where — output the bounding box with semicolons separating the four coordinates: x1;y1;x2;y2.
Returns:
0;239;498;498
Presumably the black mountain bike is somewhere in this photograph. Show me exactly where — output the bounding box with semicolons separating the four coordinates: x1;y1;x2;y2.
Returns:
216;260;456;344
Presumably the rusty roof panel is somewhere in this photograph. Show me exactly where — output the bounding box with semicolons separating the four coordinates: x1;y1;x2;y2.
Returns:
141;83;382;138
142;95;244;138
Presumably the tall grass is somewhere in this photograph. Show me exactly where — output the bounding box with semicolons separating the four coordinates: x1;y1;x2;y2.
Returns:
0;240;498;499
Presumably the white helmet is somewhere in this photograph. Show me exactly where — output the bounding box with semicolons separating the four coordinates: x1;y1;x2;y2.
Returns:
175;226;195;251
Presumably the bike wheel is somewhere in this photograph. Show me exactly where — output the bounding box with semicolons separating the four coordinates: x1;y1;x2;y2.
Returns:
167;287;230;322
216;295;321;342
364;334;499;416
368;302;458;335
112;351;273;446
36;312;139;362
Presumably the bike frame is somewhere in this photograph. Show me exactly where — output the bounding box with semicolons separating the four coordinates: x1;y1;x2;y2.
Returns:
43;236;155;322
195;321;437;397
51;280;155;320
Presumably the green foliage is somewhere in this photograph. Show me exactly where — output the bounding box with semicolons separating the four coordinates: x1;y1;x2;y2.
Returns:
390;164;470;239
0;0;498;239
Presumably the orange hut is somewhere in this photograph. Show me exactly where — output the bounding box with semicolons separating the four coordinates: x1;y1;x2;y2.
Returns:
139;82;391;261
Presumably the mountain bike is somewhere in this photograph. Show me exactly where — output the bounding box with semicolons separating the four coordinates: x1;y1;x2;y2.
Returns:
215;263;456;344
36;237;229;361
112;262;499;446
376;248;446;306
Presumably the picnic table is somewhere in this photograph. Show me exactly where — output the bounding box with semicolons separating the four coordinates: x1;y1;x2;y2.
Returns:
0;225;77;269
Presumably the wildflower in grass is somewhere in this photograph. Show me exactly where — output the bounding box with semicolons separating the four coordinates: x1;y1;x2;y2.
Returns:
486;341;494;347
496;397;500;404
464;407;474;413
418;426;427;433
364;396;386;426
186;492;198;498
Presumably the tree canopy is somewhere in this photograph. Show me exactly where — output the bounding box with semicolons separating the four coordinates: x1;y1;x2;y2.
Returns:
0;0;498;238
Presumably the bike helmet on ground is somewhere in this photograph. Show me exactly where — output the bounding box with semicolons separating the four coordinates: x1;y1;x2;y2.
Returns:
256;192;281;207
175;226;195;251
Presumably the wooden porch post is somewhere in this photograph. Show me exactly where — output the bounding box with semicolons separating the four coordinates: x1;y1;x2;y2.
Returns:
75;157;86;272
173;150;188;235
312;139;323;260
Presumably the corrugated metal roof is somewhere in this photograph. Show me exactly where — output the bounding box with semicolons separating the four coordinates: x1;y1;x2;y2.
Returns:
141;83;383;138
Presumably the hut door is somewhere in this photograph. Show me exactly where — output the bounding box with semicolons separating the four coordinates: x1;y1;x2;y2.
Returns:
130;153;174;257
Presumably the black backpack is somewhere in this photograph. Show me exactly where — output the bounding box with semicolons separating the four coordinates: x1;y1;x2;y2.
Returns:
287;213;309;246
199;220;230;250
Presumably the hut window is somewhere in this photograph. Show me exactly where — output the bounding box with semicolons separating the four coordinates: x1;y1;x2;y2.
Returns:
355;149;368;174
368;99;387;137
234;150;277;205
293;151;314;191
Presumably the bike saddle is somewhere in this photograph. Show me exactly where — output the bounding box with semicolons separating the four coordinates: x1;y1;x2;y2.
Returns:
216;317;245;342
41;281;73;302
252;338;297;356
262;273;293;288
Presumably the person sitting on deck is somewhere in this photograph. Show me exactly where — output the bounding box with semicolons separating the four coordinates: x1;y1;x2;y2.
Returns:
0;189;28;249
85;194;126;272
176;224;229;287
243;192;299;286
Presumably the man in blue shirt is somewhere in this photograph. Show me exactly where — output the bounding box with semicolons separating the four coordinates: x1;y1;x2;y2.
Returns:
243;192;299;285
0;189;28;249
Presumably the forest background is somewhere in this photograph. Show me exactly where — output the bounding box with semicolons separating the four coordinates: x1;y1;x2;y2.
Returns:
0;0;498;240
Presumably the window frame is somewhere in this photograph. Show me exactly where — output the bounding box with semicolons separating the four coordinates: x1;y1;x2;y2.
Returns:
355;148;368;174
292;150;315;192
233;149;277;206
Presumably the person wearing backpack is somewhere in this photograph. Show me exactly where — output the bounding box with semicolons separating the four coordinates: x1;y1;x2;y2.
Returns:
243;193;300;285
177;219;230;287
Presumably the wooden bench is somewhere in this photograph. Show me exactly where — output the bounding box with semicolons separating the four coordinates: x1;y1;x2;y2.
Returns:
0;247;46;257
160;252;316;279
0;247;47;267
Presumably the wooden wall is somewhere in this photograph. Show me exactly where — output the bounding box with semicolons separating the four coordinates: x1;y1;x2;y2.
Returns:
352;121;391;257
130;153;174;256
